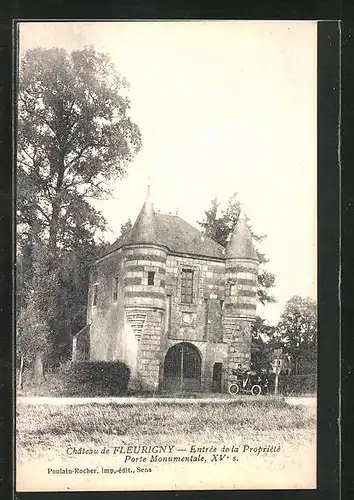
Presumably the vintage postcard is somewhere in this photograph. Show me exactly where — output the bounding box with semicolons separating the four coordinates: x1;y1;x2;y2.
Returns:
16;20;317;492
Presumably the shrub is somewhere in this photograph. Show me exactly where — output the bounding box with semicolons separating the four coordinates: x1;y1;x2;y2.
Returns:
58;361;130;397
278;373;317;396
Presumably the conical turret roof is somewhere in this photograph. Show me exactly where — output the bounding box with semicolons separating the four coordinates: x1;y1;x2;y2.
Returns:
226;210;258;261
125;186;157;245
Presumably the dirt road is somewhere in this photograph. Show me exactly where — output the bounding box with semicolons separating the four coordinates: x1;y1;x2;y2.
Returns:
17;395;316;407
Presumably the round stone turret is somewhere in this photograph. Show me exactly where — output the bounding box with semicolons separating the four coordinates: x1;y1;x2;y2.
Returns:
123;196;167;312
224;210;259;319
122;191;167;391
224;210;260;381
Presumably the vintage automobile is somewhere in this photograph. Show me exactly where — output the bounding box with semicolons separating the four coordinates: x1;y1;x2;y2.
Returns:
228;368;270;396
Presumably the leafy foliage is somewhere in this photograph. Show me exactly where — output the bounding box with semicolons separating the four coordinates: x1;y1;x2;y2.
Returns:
198;193;276;304
17;47;142;367
251;297;317;375
17;300;50;365
251;316;276;371
119;218;132;238
58;361;131;396
198;197;232;247
18;46;142;255
275;296;317;349
274;296;317;374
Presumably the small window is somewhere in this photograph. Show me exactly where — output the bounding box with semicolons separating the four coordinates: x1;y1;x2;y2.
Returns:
93;284;98;306
181;269;194;304
113;277;119;301
148;271;155;286
230;283;236;296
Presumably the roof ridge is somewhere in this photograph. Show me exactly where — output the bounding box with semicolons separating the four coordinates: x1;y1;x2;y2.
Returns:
98;207;226;260
155;212;225;249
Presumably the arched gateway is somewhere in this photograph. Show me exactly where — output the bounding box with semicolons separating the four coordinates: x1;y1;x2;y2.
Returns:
163;342;201;391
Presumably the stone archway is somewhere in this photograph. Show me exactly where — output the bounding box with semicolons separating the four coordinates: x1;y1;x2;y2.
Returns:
163;342;201;391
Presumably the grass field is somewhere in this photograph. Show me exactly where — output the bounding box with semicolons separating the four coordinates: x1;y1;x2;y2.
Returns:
17;397;315;455
16;397;317;491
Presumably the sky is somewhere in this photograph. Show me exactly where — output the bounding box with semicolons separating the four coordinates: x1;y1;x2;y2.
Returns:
19;21;317;324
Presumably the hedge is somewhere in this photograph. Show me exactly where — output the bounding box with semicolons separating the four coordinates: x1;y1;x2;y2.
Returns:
257;373;316;396
279;373;317;395
58;361;130;397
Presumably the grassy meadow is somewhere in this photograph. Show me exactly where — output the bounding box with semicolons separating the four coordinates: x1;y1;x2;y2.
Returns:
16;397;317;491
17;397;315;456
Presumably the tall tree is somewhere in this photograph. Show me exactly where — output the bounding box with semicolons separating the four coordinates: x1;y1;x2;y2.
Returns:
274;296;317;374
17;47;142;367
198;193;276;304
18;46;141;260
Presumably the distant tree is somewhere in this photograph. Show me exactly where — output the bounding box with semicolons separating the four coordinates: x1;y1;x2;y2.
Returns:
198;197;230;247
17;46;142;370
119;218;132;238
274;296;317;374
251;316;276;371
198;193;276;304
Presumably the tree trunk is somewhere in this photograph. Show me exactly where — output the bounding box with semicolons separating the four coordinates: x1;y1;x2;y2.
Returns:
48;164;65;258
33;352;44;384
274;373;279;397
48;201;60;257
18;355;24;391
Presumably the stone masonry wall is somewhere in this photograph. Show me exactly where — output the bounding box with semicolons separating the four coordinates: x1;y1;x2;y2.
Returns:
123;246;167;311
223;257;258;387
225;258;258;317
165;255;225;342
226;319;253;385
88;251;125;362
136;309;164;391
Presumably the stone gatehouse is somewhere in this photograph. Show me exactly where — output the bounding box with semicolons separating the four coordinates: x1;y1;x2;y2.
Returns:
73;190;259;393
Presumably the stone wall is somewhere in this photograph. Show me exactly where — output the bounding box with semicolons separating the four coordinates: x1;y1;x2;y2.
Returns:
224;258;258;317
123;245;167;310
223;256;258;386
165;255;225;342
226;319;253;385
88;250;126;362
72;326;90;362
136;309;164;391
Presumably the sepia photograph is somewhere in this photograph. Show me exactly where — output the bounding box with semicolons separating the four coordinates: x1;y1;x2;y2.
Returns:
16;20;317;491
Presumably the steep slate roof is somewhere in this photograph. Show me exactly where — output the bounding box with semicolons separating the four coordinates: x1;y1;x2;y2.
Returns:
153;213;225;258
225;211;258;261
101;204;225;260
125;198;157;245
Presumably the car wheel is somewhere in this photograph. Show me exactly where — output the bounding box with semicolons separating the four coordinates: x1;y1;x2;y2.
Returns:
229;383;240;395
